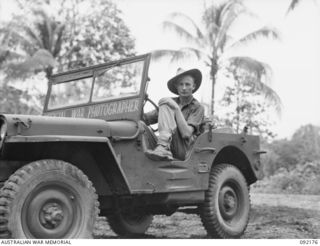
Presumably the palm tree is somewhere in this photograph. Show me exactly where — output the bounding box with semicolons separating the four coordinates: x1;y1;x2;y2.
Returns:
152;0;280;117
0;8;65;79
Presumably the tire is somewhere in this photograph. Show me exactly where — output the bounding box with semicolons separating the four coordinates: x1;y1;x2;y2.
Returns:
200;164;250;238
107;211;153;237
0;159;99;239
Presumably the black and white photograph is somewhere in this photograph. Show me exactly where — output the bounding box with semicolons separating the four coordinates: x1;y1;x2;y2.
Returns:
0;0;319;241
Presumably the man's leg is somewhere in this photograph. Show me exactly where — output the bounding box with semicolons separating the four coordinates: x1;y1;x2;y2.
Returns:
170;130;189;160
157;104;177;146
145;104;176;161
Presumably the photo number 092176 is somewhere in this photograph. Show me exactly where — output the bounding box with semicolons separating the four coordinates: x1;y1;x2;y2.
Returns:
300;240;319;245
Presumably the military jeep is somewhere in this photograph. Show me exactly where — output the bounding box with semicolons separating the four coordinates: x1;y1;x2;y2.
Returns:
0;53;264;239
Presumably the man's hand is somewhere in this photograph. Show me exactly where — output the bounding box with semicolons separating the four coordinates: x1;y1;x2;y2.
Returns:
158;97;179;110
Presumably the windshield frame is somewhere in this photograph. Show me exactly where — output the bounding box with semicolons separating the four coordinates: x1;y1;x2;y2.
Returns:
43;54;151;121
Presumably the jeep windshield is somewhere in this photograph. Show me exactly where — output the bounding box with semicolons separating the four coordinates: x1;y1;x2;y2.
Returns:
43;54;151;121
47;60;144;110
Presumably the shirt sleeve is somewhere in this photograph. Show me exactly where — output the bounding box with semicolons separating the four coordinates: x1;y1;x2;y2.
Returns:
143;109;158;125
187;105;205;135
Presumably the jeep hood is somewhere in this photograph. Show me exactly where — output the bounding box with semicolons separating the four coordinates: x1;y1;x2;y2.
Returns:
0;114;139;141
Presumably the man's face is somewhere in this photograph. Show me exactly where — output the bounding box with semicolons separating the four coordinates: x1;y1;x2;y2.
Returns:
176;75;195;97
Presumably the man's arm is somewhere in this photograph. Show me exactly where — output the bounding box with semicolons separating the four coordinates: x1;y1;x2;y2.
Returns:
174;109;194;139
158;97;194;139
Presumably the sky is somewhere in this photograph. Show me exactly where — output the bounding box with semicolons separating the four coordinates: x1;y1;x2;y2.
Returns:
115;0;320;139
1;0;320;139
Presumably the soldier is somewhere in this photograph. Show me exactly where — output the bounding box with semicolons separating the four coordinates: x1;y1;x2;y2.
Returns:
144;68;205;161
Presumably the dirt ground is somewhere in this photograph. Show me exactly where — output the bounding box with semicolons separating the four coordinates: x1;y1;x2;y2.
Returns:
93;193;320;239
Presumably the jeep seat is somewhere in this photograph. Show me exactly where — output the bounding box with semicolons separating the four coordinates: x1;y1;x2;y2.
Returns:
139;121;157;151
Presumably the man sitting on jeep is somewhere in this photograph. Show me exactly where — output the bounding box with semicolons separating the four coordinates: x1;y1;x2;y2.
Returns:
144;68;205;161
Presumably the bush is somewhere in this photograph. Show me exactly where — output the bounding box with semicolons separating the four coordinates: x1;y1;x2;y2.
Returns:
260;148;281;177
252;161;320;195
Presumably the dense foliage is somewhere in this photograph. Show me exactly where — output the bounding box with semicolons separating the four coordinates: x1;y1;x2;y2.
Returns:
252;161;320;195
0;0;136;114
0;83;41;114
55;0;136;71
253;124;320;194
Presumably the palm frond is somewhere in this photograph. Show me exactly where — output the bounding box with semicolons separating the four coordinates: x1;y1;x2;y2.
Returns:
52;24;66;57
214;4;225;27
0;27;34;49
151;48;210;67
202;4;221;31
6;49;56;79
176;47;210;63
151;49;196;63
0;47;22;60
169;50;196;64
23;25;44;49
205;22;219;43
202;1;250;53
216;2;247;50
286;0;318;15
228;56;273;84
219;0;242;24
228;56;282;115
163;21;203;48
167;12;205;41
220;0;258;22
252;81;282;115
34;9;54;52
151;49;180;61
286;0;301;14
228;26;280;50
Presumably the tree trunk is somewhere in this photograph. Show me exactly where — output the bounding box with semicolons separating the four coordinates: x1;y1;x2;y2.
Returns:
45;67;53;79
211;76;215;117
235;79;240;134
210;62;218;117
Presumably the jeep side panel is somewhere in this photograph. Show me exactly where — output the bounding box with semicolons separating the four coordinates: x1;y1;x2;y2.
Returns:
109;128;261;196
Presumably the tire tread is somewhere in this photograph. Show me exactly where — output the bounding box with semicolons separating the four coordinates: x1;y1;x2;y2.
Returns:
200;164;250;238
0;159;99;238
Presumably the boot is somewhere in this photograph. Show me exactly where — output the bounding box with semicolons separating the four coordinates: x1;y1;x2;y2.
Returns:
145;144;173;161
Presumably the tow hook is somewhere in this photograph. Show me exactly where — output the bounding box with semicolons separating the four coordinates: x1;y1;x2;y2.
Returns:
13;117;32;134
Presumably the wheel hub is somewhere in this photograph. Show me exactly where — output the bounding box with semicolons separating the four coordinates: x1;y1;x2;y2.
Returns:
219;186;238;220
224;193;236;210
40;203;64;229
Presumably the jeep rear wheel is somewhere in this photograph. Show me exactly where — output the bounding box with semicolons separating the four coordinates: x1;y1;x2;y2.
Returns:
107;211;153;237
200;164;250;238
0;160;99;239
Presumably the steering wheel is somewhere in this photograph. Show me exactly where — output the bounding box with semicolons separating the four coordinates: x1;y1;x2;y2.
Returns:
143;94;159;132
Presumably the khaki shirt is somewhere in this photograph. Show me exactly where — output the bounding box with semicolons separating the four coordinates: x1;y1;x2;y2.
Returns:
144;97;205;136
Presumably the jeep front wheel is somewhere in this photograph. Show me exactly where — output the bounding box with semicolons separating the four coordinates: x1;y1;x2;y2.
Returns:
0;159;99;239
107;211;153;237
200;164;250;238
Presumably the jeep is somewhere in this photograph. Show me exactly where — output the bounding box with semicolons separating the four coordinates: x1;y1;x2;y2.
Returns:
0;53;264;238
